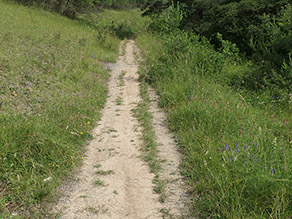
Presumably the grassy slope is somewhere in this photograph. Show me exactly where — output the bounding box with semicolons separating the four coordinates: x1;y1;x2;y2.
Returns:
137;32;292;218
0;1;145;216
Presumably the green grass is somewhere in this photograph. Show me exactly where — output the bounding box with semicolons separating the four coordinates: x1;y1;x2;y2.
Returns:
115;96;123;105
108;128;118;132
88;205;108;215
121;39;128;56
94;164;102;169
88;206;99;215
119;70;126;86
135;70;161;174
93;179;105;187
137;31;292;218
134;58;169;207
0;1;147;217
95;170;114;175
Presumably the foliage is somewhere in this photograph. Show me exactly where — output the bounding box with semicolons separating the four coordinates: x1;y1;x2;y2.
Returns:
11;0;95;18
137;28;292;218
144;0;290;54
136;3;292;216
148;1;183;33
248;5;292;91
143;0;292;92
95;0;152;9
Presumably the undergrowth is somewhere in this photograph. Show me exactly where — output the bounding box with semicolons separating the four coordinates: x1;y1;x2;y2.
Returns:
136;29;292;218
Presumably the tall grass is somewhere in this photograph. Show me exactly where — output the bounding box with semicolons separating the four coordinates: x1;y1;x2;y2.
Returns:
0;1;146;216
137;31;292;218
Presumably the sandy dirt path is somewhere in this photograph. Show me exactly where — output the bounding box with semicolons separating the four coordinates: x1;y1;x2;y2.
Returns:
53;40;189;218
54;40;162;218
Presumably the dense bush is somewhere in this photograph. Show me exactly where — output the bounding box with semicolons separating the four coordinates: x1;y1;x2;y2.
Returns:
248;5;292;91
11;0;152;18
95;0;152;9
179;0;289;53
144;0;292;92
12;0;94;18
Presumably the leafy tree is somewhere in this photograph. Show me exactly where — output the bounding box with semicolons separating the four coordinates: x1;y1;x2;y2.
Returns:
13;0;95;18
144;0;292;90
59;0;94;18
95;0;153;9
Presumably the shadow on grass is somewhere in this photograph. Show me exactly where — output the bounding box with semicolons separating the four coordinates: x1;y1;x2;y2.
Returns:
116;28;135;39
76;16;135;40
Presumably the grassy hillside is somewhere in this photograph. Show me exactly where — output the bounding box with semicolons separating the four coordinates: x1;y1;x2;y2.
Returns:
137;30;292;218
0;1;146;216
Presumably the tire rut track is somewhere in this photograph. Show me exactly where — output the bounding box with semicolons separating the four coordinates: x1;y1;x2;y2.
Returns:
53;40;189;218
53;40;162;219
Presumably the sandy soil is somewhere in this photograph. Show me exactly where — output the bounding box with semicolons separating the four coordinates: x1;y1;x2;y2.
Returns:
53;40;189;218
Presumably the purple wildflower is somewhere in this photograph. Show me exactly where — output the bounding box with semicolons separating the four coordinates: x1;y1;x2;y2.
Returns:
225;143;229;150
258;158;260;163
271;168;274;174
264;165;266;170
236;149;239;153
234;142;237;150
244;145;247;153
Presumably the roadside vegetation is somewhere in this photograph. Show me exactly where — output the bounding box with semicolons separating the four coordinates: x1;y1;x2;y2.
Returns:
1;0;291;218
137;2;292;218
0;1;145;217
144;0;292;102
134;66;166;204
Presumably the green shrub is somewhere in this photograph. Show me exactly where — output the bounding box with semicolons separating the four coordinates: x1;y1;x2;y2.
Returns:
95;0;152;9
144;1;292;93
12;0;95;18
137;25;292;219
148;1;183;34
249;5;292;90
